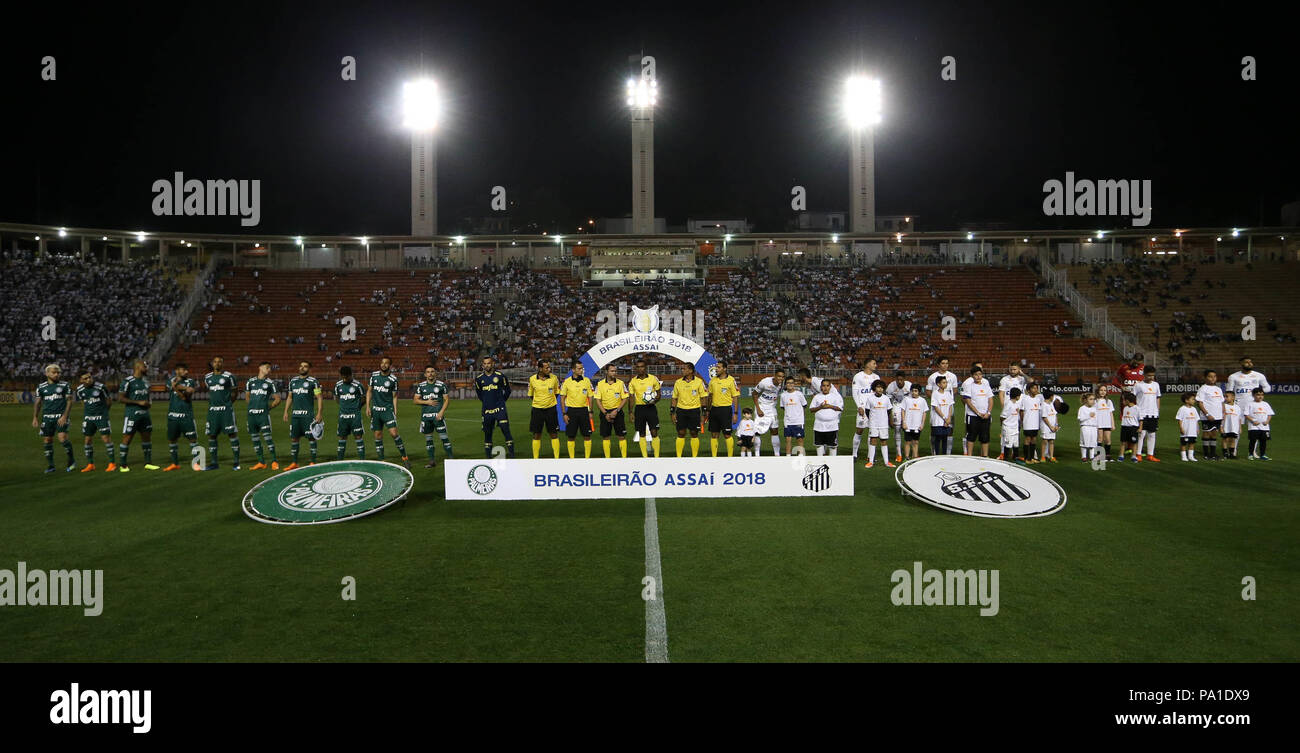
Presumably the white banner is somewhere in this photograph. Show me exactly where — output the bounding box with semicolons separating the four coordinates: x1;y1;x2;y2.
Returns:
444;457;854;500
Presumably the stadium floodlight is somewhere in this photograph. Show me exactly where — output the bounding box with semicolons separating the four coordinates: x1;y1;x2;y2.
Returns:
1231;229;1240;237
1217;237;1223;242
58;228;67;237
843;76;883;129
966;232;974;240
844;75;882;234
402;79;441;131
626;77;658;109
137;232;146;242
896;233;903;242
831;234;839;243
724;234;733;242
295;236;303;245
553;235;562;244
360;236;369;246
34;235;40;241
454;235;464;245
1023;238;1029;242
404;77;442;236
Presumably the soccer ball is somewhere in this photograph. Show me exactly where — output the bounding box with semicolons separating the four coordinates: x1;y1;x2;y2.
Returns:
644;388;656;403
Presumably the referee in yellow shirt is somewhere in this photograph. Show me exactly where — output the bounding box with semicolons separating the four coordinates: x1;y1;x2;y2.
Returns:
671;362;705;457
560;360;594;458
628;358;663;457
594;365;630;458
706;359;740;456
527;359;561;458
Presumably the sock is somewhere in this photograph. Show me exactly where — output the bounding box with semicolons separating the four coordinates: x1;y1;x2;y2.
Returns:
726;436;734;456
584;438;593;458
308;439;316;462
208;439;217;464
771;435;781;456
1258;435;1268;455
852;435;861;458
710;437;718;456
263;432;276;459
895;432;903;457
868;444;877;463
142;442;152;462
252;436;264;462
816;445;825;455
569;440;578;458
393;436;406;458
1181;448;1188;460
1145;432;1157;455
43;443;54;468
229;437;239;463
429;437;438;460
292;440;301;461
690;437;699;457
620;438;628;457
356;437;365;459
532;439;541;458
85;443;94;463
675;437;684;457
379;437;389;460
337;439;346;460
551;438;560;458
170;443;179;463
603;439;612;457
107;443;116;463
120;444;129;465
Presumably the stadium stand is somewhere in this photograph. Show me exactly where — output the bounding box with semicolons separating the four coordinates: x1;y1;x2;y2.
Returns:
166;260;1115;387
0;251;185;380
1066;257;1300;377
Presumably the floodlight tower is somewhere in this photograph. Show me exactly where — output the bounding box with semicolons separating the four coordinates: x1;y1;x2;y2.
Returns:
627;67;658;235
844;76;882;234
403;78;441;237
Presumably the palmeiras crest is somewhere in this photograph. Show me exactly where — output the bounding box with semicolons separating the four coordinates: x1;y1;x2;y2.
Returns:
934;470;1030;504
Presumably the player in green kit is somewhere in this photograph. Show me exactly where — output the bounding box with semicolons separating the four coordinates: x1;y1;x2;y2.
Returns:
366;356;410;466
282;360;323;469
75;371;116;472
414;364;454;467
162;364;199;471
245;361;281;470
118;359;159;471
203;356;241;470
334;365;366;460
33;364;75;473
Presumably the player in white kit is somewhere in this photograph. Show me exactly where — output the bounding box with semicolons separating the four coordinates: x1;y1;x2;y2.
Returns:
750;368;786;456
1135;370;1163;462
926;358;960;454
1195;370;1225;461
997;363;1027;459
850;359;880;460
1226;357;1271;418
885;371;912;463
863;381;893;468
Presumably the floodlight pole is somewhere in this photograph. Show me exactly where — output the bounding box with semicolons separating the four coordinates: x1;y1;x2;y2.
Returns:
630;104;655;235
411;130;437;237
849;125;875;234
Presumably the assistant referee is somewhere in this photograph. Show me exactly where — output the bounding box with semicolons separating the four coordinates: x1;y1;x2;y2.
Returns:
705;359;740;457
628;358;662;457
527;359;561;458
671;362;705;457
594;365;630;458
560;360;594;458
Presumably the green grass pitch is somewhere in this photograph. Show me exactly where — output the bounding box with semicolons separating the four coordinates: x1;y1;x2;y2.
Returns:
0;397;1296;662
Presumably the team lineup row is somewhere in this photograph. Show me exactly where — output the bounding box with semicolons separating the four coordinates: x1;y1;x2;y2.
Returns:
30;354;1278;473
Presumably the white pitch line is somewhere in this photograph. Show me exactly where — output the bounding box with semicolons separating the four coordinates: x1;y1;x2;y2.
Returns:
644;496;670;663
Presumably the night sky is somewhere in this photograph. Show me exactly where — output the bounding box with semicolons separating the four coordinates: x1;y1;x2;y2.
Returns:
3;0;1296;235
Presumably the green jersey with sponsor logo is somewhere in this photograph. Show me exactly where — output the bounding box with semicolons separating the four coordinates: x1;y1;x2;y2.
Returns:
120;376;151;416
288;375;321;415
75;382;111;419
369;372;398;410
335;380;364;416
205;371;237;408
168;377;198;415
37;381;71;416
245;377;278;412
416;380;449;418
